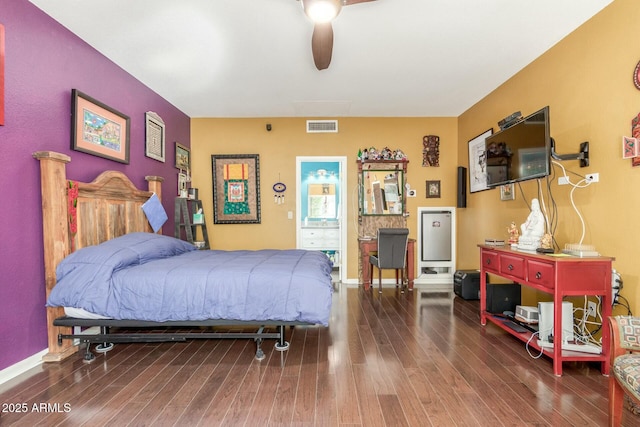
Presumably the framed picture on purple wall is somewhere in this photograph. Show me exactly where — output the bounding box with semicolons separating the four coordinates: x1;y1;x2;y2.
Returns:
71;89;130;164
145;111;165;162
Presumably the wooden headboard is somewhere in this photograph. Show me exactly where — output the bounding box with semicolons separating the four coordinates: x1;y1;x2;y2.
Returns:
33;151;164;361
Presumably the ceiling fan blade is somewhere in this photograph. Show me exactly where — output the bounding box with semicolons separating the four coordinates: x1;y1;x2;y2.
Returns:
343;0;376;5
311;23;333;70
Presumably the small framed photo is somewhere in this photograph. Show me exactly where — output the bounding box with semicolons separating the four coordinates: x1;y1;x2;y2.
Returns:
426;180;441;198
71;89;130;164
500;183;515;201
175;142;190;171
145;111;165;162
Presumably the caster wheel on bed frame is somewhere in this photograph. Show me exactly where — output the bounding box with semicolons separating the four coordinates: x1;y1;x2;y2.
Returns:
275;341;290;352
95;343;114;353
82;349;95;363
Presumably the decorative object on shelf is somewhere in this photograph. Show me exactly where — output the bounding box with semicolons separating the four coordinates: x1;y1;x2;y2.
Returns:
484;238;505;246
468;128;493;193
211;154;261;224
71;89;130;164
273;177;287;204
500;183;515;201
507;221;519;247
187;187;198;200
145;111;165;162
178;172;188;197
422;135;440;167
426;180;441;198
357;146;407;162
193;208;204;224
517;198;545;251
539;232;553;250
634;59;640;90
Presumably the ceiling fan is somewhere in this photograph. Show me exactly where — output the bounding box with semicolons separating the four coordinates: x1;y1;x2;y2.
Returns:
300;0;377;70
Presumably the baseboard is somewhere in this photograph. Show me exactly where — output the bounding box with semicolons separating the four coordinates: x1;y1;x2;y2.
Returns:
0;349;47;386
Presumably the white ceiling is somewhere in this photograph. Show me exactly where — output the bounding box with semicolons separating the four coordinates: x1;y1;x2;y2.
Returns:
30;0;612;118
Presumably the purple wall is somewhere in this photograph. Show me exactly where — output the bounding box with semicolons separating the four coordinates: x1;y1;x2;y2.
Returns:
0;1;191;370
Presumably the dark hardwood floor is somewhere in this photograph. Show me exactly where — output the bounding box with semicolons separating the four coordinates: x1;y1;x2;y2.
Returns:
1;285;637;426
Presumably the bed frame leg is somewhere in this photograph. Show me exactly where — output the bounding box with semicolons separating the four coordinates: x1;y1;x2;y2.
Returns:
254;327;266;361
82;342;95;362
274;325;290;352
95;327;114;353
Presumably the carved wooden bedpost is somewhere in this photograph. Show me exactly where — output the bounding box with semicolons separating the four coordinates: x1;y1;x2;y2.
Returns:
33;151;77;362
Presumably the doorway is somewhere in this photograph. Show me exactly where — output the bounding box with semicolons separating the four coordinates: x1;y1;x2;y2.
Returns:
296;156;347;283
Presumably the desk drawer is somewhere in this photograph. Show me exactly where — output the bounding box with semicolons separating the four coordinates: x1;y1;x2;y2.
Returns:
499;254;525;279
527;260;555;289
481;250;499;273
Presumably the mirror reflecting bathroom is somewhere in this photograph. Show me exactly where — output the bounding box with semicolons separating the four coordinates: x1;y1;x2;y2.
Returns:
360;169;404;215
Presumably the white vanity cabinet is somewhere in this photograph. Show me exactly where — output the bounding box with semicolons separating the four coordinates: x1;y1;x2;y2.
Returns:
300;226;340;266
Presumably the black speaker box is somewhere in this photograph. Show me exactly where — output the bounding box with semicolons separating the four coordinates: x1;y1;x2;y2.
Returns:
453;269;480;300
457;166;467;208
486;283;521;314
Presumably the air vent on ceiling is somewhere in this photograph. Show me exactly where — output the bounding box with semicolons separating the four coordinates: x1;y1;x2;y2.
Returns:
306;120;338;133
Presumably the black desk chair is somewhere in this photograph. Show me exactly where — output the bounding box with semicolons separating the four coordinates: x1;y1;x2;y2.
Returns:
369;228;409;294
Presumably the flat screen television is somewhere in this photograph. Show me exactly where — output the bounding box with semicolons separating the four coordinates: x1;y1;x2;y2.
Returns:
484;106;551;187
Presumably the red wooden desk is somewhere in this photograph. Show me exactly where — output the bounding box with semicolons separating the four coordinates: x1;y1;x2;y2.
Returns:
479;244;614;376
359;238;416;291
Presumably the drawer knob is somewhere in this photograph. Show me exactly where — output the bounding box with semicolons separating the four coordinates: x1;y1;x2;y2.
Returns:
486;259;492;265
536;272;542;279
508;264;514;271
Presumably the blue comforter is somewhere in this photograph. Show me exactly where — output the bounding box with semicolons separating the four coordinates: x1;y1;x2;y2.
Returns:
47;233;333;326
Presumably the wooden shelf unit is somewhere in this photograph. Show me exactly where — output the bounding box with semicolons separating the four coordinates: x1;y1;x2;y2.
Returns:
174;197;209;249
479;244;614;376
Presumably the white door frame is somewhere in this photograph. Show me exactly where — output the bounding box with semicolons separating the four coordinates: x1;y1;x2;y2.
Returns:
296;156;347;283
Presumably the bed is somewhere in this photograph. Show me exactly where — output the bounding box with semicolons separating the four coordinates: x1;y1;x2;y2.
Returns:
33;151;333;362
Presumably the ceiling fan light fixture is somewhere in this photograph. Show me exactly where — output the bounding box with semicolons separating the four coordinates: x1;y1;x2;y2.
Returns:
303;0;342;24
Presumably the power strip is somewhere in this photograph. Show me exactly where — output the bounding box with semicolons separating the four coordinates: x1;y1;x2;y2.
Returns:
537;340;602;354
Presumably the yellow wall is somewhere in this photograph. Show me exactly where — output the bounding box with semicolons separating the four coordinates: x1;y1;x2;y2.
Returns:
191;117;457;280
458;0;639;313
190;0;639;315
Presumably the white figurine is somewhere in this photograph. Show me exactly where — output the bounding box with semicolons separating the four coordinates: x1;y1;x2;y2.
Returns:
518;198;545;250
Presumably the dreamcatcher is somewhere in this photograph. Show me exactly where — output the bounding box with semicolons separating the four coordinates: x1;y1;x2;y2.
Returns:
273;177;286;204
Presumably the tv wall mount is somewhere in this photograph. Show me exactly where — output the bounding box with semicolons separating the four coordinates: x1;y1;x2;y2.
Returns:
550;138;589;168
